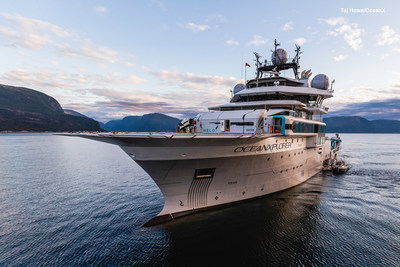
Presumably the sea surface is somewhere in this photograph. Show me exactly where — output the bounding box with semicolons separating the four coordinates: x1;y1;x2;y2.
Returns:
0;133;399;266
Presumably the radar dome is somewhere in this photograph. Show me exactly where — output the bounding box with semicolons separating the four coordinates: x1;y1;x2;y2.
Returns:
311;74;330;89
233;83;245;94
271;48;288;65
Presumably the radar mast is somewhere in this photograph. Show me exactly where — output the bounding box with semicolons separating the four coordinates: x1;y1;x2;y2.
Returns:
253;39;302;79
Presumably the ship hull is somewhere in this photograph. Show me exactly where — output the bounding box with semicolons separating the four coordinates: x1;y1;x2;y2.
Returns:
114;134;333;225
68;133;336;225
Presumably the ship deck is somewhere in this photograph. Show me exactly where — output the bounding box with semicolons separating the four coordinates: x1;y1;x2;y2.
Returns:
61;132;274;139
59;131;320;141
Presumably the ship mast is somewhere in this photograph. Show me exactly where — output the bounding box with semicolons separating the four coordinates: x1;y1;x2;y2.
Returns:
254;52;262;87
292;44;302;79
253;39;302;80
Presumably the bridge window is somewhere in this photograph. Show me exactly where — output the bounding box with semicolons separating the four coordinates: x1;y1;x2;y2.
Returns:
293;122;320;133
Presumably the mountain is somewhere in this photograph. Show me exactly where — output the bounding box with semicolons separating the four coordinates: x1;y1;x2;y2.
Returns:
103;113;180;132
0;84;103;132
63;109;88;118
324;116;400;133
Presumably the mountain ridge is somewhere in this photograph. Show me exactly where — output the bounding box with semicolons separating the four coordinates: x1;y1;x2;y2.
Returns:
324;116;400;133
0;84;103;132
102;113;180;132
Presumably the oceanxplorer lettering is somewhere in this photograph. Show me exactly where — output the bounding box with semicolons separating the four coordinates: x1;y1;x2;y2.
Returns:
234;142;292;153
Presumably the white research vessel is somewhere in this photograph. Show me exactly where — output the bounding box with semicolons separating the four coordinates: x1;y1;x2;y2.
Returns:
71;40;343;226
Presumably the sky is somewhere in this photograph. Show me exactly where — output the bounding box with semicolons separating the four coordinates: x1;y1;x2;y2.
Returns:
0;0;399;122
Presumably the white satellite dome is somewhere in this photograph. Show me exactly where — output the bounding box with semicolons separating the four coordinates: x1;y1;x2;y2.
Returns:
271;48;288;65
233;83;245;94
311;74;330;89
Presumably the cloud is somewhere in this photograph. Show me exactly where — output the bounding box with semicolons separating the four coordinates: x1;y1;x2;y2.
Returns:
67;87;213;122
0;69;147;92
390;82;400;89
225;39;239;46
183;22;210;32
0;69;67;92
281;21;293;31
377;25;400;46
0;26;50;49
145;70;236;114
94;6;107;14
323;17;346;26
326;98;400;120
323;17;364;51
148;70;237;90
247;35;267;46
0;13;126;65
54;40;119;64
2;13;71;38
333;54;347;62
294;37;306;46
0;13;71;49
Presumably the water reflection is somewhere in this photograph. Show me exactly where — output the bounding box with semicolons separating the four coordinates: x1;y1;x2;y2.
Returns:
155;173;329;266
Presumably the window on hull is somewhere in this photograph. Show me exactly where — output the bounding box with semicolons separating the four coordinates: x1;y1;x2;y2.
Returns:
194;168;216;179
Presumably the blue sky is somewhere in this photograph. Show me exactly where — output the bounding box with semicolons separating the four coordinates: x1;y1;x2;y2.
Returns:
0;0;399;122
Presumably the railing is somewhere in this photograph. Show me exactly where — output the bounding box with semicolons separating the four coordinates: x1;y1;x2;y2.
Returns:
313;116;324;122
307;103;329;112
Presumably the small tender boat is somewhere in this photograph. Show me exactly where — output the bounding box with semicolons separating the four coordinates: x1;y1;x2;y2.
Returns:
332;160;349;174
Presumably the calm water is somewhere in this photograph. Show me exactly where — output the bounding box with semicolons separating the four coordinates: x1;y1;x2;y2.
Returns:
0;134;399;266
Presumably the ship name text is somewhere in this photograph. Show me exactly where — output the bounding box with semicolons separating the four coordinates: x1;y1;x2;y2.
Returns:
234;142;292;153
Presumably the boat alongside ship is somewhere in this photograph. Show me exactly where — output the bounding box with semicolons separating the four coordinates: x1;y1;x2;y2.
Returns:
67;40;346;226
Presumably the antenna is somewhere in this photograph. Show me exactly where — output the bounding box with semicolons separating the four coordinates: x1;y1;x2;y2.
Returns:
271;39;281;65
253;52;262;86
292;44;302;78
253;52;262;68
274;39;281;51
294;44;302;64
